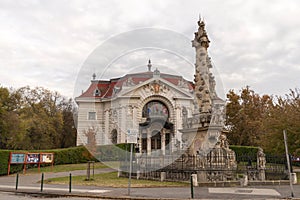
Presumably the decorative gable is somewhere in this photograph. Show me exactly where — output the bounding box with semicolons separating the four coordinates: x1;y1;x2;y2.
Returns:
117;77;193;100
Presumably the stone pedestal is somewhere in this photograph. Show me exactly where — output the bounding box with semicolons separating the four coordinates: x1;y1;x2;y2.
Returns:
137;170;140;180
197;171;207;183
161;172;166;182
291;173;297;184
258;169;265;181
240;175;248;187
191;174;198;186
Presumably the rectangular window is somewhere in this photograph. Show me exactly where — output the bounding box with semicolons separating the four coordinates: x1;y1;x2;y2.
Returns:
165;133;170;150
88;112;96;120
142;138;147;151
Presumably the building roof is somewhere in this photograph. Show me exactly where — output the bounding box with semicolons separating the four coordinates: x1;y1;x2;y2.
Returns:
78;70;194;99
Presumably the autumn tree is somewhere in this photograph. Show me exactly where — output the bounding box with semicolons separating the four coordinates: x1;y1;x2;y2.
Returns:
225;86;273;146
260;89;300;154
59;98;77;148
0;86;77;150
0;86;20;149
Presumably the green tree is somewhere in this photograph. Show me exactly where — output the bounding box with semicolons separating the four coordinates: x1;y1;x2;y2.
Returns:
0;86;24;149
59;98;77;148
0;86;10;148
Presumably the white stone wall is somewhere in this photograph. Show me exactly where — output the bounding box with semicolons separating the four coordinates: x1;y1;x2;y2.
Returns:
76;101;102;145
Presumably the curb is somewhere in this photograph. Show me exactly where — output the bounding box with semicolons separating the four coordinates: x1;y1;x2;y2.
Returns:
0;188;190;200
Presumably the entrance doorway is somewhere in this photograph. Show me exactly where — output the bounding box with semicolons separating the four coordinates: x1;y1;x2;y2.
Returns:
151;131;161;150
139;100;174;155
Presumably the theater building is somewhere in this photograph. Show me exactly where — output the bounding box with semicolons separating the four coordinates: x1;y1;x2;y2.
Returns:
75;62;197;155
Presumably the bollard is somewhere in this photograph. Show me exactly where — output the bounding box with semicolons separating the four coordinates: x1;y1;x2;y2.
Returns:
92;161;95;180
191;174;198;186
40;173;44;192
69;173;72;193
291;173;297;184
87;162;90;181
190;175;194;199
15;173;19;190
160;172;166;182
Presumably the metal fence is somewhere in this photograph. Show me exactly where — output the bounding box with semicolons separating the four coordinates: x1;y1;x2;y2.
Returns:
119;153;289;181
235;154;288;180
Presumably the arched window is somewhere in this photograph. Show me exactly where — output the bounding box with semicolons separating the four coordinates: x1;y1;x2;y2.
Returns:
142;101;169;118
111;129;118;144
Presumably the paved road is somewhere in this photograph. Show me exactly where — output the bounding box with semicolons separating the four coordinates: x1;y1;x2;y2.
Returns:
0;169;299;199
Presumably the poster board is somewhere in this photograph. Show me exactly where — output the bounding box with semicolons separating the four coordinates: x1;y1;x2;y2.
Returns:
8;152;54;175
40;153;54;163
26;153;40;163
10;153;26;164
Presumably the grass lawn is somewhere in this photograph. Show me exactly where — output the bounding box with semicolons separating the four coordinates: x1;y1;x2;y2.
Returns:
45;171;189;188
26;162;109;173
296;172;300;184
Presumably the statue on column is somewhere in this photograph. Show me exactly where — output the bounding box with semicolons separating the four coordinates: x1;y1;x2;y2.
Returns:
257;147;266;181
257;147;266;170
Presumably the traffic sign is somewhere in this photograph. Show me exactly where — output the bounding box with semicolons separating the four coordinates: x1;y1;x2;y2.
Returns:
127;129;138;143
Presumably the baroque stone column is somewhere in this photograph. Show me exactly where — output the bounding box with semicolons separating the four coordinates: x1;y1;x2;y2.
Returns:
161;129;166;155
132;106;137;129
104;109;110;144
147;129;151;155
191;19;215;116
121;106;126;143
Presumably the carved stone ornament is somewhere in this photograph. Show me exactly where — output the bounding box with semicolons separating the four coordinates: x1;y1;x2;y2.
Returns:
143;81;169;94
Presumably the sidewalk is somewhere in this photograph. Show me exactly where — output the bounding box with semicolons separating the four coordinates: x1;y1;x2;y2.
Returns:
0;169;299;199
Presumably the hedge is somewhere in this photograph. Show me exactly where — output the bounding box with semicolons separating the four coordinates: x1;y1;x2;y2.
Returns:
0;146;97;176
96;143;133;161
0;150;24;175
229;145;259;156
43;146;98;165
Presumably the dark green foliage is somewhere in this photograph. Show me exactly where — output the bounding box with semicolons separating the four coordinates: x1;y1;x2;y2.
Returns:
41;146;97;165
0;146;97;176
229;145;259;156
0;150;23;175
230;145;259;163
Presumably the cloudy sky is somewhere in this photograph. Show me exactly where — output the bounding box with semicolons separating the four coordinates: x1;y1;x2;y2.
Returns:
1;0;299;99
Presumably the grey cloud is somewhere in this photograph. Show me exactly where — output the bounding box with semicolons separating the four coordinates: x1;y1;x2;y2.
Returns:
0;0;299;98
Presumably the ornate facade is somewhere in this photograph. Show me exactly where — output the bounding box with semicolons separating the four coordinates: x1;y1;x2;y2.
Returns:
75;60;196;155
